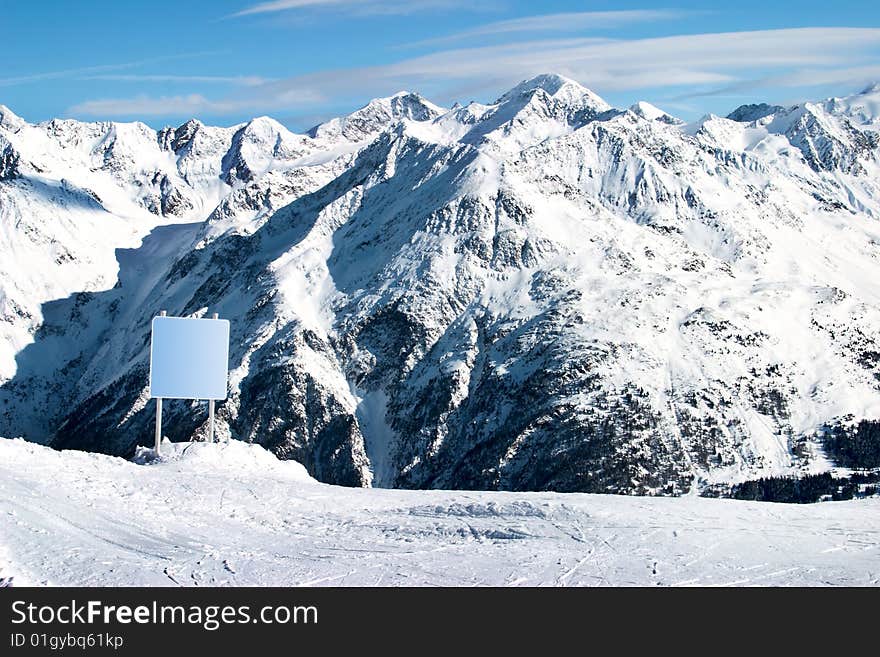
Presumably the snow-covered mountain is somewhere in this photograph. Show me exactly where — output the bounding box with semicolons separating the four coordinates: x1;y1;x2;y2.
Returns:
1;75;880;496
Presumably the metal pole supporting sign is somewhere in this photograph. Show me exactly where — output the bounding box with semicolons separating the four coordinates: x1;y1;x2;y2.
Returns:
154;310;166;453
208;312;218;444
148;310;230;456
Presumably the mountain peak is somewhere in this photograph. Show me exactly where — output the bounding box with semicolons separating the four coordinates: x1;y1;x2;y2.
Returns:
354;90;440;115
498;73;611;112
510;73;579;96
163;117;204;153
726;103;784;123
629;101;682;124
385;91;445;119
308;91;444;142
178;117;203;130
243;115;288;135
0;104;25;131
819;83;880;128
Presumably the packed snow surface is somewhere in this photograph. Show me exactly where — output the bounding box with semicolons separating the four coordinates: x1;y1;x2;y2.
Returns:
0;438;877;586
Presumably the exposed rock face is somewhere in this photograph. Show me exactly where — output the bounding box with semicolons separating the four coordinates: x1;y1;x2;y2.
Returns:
0;143;20;181
727;103;785;123
2;74;880;494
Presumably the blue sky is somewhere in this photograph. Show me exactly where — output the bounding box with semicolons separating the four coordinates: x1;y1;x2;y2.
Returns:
2;0;880;130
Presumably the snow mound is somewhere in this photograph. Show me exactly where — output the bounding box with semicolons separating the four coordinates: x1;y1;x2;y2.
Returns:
0;436;313;484
133;439;315;481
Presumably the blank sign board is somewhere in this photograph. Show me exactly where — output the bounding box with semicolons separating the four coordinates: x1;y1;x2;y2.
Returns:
149;316;230;400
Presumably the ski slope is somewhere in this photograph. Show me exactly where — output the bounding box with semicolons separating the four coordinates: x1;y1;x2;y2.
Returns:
0;438;877;586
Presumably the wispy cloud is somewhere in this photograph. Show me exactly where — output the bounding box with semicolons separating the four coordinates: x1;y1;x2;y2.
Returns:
67;27;880;120
254;27;880;99
81;74;273;86
232;0;344;15
0;52;221;88
675;64;880;99
230;0;353;17
401;10;690;49
228;0;474;19
68;88;325;117
773;65;880;90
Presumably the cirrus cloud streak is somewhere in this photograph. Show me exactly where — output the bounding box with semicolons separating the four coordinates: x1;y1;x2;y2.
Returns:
67;27;880;119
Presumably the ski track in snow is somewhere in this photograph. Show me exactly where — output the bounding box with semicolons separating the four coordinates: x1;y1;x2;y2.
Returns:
0;438;877;587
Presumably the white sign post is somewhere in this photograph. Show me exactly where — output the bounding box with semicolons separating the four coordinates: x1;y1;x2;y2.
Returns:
149;311;230;455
